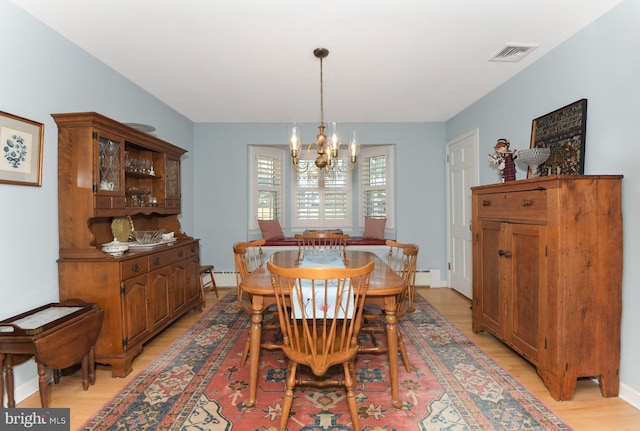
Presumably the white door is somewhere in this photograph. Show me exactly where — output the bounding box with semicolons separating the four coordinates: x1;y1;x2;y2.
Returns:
446;129;478;298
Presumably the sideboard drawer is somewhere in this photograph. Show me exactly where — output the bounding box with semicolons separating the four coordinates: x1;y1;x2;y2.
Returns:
477;189;547;221
185;242;199;258
121;257;149;280
150;246;189;268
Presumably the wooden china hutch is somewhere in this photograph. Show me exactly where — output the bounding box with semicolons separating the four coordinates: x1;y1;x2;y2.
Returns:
471;175;622;400
53;112;202;377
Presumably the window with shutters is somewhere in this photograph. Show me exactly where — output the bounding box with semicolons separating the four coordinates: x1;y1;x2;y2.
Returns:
249;144;394;234
359;145;394;231
291;155;351;229
249;146;284;231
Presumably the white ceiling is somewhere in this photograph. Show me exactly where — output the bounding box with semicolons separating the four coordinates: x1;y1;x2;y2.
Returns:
11;0;623;123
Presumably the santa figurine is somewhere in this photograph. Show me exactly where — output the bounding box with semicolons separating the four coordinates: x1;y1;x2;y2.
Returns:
489;138;518;182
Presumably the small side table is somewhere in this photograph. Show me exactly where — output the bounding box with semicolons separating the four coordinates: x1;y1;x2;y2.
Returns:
0;300;103;408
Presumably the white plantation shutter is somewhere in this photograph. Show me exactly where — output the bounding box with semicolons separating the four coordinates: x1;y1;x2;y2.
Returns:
292;154;351;229
249;146;284;231
359;145;395;230
295;190;320;220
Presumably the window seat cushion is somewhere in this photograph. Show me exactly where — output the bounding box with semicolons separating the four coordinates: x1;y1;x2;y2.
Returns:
262;237;388;247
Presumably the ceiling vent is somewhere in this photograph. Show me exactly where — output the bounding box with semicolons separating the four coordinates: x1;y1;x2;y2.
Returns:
490;43;539;62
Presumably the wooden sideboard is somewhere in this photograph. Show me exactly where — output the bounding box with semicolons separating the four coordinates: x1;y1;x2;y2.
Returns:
53;112;202;377
471;175;622;400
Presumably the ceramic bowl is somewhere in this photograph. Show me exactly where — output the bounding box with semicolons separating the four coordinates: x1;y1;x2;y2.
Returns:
102;240;129;256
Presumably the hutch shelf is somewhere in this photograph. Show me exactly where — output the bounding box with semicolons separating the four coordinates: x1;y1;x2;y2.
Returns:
471;175;622;400
53;112;202;377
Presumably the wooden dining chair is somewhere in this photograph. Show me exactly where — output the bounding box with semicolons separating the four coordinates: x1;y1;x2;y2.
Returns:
360;240;419;372
386;240;419;313
233;239;266;309
294;232;349;259
233;239;281;367
267;260;374;431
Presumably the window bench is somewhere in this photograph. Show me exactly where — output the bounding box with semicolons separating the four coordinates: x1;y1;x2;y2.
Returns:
262;237;388;248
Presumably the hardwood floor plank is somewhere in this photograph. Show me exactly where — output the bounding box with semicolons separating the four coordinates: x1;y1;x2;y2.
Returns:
418;287;640;431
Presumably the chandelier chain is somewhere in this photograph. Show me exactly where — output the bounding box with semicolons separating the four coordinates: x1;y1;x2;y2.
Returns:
319;56;324;125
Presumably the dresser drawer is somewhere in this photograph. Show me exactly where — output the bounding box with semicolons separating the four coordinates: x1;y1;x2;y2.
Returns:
477;189;547;221
94;195;127;209
149;245;192;269
185;242;199;258
121;256;149;280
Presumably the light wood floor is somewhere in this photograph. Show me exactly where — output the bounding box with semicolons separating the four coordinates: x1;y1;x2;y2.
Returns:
16;287;640;430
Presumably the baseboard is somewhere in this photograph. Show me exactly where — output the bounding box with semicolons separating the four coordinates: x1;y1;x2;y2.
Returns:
620;381;640;410
214;272;237;287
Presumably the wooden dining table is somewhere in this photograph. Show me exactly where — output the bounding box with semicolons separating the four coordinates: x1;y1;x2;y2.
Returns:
240;249;407;409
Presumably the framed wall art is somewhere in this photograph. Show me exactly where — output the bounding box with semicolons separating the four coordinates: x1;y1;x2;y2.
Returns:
0;110;44;186
529;99;587;177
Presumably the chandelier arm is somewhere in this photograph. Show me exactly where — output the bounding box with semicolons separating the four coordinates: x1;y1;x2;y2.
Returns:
293;160;309;173
334;158;357;173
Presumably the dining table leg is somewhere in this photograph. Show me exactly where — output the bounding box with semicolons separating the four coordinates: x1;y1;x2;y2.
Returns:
244;295;265;408
384;297;403;409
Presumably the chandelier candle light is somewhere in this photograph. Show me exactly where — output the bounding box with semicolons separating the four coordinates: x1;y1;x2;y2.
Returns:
288;48;359;172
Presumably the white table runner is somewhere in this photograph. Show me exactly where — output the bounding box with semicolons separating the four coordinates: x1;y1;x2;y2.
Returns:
292;256;354;319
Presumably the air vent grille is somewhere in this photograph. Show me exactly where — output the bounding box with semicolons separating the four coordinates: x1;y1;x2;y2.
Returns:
490;43;538;62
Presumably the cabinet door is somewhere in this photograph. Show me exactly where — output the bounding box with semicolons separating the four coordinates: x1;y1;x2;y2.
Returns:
476;220;503;336
185;255;200;305
165;157;181;209
147;266;171;332
122;274;150;349
96;132;124;192
170;260;187;315
505;223;545;363
95;131;127;209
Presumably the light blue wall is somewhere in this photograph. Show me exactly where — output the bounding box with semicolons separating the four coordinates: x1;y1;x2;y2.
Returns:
192;122;447;275
446;0;640;401
0;0;193;392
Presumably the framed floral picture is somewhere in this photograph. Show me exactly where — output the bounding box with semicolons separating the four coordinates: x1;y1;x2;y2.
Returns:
530;99;587;177
0;110;44;186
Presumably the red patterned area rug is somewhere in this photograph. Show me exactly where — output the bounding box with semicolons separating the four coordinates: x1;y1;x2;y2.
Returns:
82;292;570;430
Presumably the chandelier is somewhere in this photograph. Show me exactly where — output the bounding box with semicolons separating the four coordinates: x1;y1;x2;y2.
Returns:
288;48;359;173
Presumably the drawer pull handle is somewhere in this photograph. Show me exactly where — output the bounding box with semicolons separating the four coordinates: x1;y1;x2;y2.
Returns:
482;200;490;207
498;249;512;258
132;263;141;272
522;199;532;207
153;257;161;265
178;251;184;257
